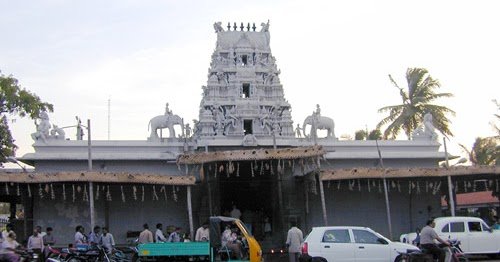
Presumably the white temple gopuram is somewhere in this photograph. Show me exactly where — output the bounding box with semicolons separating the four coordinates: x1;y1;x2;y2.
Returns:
3;21;496;247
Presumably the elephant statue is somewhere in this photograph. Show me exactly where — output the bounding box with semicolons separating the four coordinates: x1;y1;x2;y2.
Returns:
148;114;184;140
303;115;335;139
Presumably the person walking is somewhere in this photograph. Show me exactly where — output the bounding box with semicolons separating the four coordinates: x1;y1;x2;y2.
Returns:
138;224;153;244
286;222;303;262
27;229;44;260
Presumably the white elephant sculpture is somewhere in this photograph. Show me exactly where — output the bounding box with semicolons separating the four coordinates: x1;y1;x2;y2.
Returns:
303;115;335;138
148;114;184;140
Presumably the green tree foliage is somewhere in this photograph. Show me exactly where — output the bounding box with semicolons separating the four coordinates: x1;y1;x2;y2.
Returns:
459;137;499;166
0;72;53;164
377;68;455;139
355;130;367;140
367;129;382;140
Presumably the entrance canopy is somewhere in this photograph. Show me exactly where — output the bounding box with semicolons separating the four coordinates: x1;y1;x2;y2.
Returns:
320;166;499;181
176;145;325;164
0;171;196;185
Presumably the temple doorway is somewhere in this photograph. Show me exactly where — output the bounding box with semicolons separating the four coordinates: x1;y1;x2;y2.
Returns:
216;161;281;242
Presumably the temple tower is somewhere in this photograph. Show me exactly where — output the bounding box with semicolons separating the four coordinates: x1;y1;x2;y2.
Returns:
197;21;294;140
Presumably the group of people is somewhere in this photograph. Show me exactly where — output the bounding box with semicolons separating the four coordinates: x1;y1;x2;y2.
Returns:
74;225;115;254
137;223;189;244
0;224;56;262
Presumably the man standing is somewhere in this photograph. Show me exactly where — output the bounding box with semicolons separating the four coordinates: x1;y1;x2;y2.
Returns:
138;224;153;244
74;225;87;246
88;226;102;246
167;227;182;242
101;227;115;254
286;222;303;262
155;223;167;242
27;229;44;258
420;219;450;262
195;222;209;242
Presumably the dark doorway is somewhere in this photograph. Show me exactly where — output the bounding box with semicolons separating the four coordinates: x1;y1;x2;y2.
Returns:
217;161;278;241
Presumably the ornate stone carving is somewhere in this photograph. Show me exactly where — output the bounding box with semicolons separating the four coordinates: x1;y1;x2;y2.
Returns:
303;105;335;139
412;112;438;141
31;111;51;142
148;104;184;140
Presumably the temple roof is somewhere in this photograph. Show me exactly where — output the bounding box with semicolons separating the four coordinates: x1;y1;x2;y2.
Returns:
176;145;325;164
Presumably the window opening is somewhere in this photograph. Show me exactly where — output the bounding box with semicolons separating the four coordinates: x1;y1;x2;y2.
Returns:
244;120;253;135
242;84;250;98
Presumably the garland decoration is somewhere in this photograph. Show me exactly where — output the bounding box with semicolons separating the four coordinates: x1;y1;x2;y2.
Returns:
62;184;66;201
121;186;126;202
106;185;112;201
83;185;88;202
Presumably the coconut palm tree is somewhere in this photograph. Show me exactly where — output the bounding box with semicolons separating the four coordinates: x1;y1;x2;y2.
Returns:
459;137;499;166
377;68;455;139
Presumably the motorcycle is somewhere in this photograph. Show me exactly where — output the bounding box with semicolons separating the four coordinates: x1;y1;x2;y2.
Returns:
396;240;468;262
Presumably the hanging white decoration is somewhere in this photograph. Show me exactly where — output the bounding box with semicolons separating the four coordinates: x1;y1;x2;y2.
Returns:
121;186;126;202
16;184;20;196
95;185;100;200
27;184;32;197
337;180;341;190
397;181;401;193
378;180;382;193
214;163;217;178
177;186;180;192
133;186;137;201
432;181;441;195
327;181;330;188
50;184;55;200
228;162;234;174
472;181;477;192
38;184;44;199
270;161;274;175
219;164;224;173
5;183;9;195
141;185;145;202
265;162;270;171
251;162;255;177
367;179;371;192
408;181;412;194
426;181;429;193
348;180;354;191
106;185;112;201
172;185;178;202
416;181;421;194
83;185;88;202
463;181;468;193
152;186;159;201
391;181;396;188
45;184;50;193
260;161;264;176
277;159;282;174
62;184;66;201
160;186;167;203
236;162;240;177
226;163;230;178
454;181;458;193
291;159;295;173
358;179;361;191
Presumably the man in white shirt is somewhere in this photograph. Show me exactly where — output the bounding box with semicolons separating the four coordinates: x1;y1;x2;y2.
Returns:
101;227;115;254
195;222;210;242
74;225;87;246
286;222;303;262
138;224;153;244
28;229;44;259
155;223;167;242
0;231;20;262
88;226;102;246
420;219;450;262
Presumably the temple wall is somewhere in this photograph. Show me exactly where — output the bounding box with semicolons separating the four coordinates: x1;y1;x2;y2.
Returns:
32;184;193;246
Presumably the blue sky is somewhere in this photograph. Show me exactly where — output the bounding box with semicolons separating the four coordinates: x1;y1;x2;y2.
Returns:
1;0;499;162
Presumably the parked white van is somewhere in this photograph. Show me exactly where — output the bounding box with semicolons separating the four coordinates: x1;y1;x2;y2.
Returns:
400;216;500;255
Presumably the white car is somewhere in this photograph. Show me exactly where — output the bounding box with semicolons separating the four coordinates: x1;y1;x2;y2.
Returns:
301;226;419;262
400;216;500;255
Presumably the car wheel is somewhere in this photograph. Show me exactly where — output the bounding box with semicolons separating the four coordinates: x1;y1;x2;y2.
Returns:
394;255;408;262
311;257;327;262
